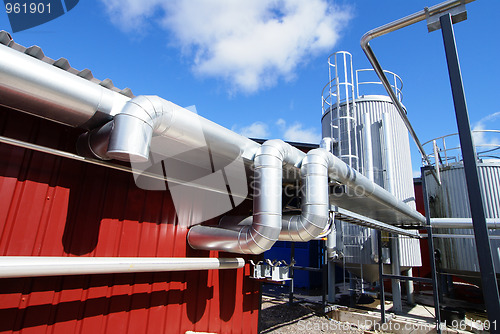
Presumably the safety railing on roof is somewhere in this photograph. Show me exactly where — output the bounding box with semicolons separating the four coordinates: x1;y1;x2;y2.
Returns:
356;68;404;102
423;130;500;166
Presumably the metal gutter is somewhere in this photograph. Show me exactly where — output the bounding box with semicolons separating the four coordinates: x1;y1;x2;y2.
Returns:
0;257;245;278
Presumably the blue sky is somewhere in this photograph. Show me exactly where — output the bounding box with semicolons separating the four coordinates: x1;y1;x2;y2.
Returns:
1;0;498;175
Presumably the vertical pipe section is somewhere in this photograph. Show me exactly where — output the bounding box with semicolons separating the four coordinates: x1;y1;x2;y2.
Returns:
421;167;442;332
363;112;379;262
322;138;337;304
188;140;304;254
280;149;331;242
378;231;386;323
382;112;402;313
440;13;500;325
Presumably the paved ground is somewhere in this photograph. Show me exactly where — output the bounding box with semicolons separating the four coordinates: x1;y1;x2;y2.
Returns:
258;284;488;333
259;296;367;334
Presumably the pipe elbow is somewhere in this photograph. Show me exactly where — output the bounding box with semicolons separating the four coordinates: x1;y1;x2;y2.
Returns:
106;95;174;162
258;139;304;168
360;32;373;49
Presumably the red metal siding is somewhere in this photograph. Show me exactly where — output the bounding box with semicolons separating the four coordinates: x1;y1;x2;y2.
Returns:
412;180;431;283
0;106;260;333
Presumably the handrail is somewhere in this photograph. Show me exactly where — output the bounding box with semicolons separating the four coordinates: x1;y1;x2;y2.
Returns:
423;130;500;165
356;68;404;102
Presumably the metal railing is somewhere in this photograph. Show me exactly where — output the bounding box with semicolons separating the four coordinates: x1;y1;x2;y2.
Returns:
321;51;359;171
355;68;404;102
423;130;500;166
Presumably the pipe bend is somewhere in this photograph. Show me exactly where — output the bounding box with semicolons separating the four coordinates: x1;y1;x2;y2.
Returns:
360;32;374;49
188;140;304;254
279;148;331;242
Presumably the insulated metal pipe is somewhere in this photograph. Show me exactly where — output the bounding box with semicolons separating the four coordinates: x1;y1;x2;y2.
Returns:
360;0;475;166
0;257;245;278
327;151;426;225
362;113;374;182
363;112;379;260
431;218;500;229
187;140;305;254
0;42;129;129
280;149;331;241
83;95;261;163
382;113;395;194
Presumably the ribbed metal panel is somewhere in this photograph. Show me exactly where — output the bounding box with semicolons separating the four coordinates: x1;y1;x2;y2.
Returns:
355;97;420;269
424;162;500;277
322;95;421;281
0;107;259;334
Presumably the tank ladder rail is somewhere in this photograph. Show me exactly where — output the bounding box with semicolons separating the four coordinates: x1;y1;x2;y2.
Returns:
323;51;359;171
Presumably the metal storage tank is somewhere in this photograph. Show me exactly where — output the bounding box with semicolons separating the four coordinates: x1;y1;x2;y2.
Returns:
321;52;421;283
0;35;260;334
423;132;500;283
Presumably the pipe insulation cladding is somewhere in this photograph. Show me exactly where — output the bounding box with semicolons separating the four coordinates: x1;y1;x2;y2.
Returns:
280;149;332;242
79;95;260;163
0;39;130;129
0;257;245;278
0;35;427;258
187;140;305;254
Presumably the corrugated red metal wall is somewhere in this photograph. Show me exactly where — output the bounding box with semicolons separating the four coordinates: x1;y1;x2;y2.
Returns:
0;106;260;334
412;179;431;285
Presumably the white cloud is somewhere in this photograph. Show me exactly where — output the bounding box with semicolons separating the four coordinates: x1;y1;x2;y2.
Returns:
276;118;286;129
235;118;321;144
233;122;269;138
100;0;351;93
472;111;500;148
281;121;321;144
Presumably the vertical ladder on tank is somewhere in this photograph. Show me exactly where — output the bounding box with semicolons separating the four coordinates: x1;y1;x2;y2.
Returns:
326;51;359;171
340;221;366;299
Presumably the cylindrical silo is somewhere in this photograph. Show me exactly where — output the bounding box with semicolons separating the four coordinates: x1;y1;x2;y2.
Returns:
423;153;500;283
321;52;421;282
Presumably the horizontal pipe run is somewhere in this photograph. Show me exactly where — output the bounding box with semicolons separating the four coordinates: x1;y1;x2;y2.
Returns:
0;257;245;278
328;152;426;226
0;43;130;129
430;218;500;229
421;234;500;240
0;135;250;201
83;95;261;163
381;274;433;283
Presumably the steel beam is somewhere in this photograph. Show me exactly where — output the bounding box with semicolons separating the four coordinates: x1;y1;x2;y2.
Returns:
440;13;500;328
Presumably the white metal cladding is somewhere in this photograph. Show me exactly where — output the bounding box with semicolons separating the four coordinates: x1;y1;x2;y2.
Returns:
322;95;421;277
424;161;500;276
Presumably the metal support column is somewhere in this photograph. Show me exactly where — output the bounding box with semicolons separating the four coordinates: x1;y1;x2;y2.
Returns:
405;268;415;306
422;167;443;333
440;13;500;328
322;241;328;312
378;230;386;323
289;242;295;306
390;234;402;313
